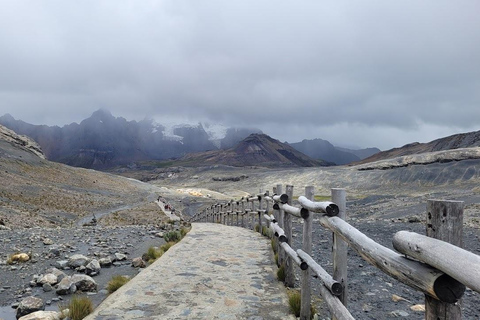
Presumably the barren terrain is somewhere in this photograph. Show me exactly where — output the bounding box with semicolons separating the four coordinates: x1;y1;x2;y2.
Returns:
2;143;480;319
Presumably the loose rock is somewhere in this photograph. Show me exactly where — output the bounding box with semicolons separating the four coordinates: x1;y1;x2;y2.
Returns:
16;296;45;319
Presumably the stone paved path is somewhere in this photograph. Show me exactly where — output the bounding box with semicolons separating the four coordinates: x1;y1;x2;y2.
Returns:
85;223;295;320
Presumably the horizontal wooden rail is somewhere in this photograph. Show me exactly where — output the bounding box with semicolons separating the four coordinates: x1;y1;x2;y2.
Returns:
298;196;339;216
393;231;479;293
318;216;465;303
297;249;343;296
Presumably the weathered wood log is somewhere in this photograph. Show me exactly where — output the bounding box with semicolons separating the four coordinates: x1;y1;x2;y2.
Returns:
278;202;304;218
280;242;307;270
393;230;478;293
300;186;314;320
273;193;289;204
318;216;465;303
264;214;287;242
297;249;343;296
317;283;355;320
425;200;464;319
284;185;295;288
298;196;339;216
276;184;285;267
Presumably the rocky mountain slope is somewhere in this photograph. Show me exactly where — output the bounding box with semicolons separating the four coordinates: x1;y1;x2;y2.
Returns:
178;133;333;167
0;110;261;169
357;129;480;165
289;138;379;165
0;124;162;229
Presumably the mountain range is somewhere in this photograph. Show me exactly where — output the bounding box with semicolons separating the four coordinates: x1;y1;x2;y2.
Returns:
0;110;376;169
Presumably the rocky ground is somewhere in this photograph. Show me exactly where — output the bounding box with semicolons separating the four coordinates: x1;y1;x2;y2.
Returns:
0;217;191;320
2;161;480;319
294;194;480;319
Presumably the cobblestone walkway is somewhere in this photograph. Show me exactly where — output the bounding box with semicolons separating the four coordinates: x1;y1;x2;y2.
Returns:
85;223;295;320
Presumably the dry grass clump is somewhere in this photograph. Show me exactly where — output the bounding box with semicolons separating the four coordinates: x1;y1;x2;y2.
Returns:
59;295;94;320
107;275;130;293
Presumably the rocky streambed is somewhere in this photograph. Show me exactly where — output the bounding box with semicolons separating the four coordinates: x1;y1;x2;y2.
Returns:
0;222;186;320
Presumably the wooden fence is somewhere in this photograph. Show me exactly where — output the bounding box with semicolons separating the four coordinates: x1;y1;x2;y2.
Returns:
190;185;480;320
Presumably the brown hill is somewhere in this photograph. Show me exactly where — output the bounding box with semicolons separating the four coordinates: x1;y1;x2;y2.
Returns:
356;130;480;165
0;124;158;228
179;133;333;167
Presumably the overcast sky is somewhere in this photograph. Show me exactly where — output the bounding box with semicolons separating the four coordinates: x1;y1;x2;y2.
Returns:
1;1;479;150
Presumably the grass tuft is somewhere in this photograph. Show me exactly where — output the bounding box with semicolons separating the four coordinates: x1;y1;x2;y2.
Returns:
288;290;302;317
60;295;94;320
107;275;130;294
277;264;286;282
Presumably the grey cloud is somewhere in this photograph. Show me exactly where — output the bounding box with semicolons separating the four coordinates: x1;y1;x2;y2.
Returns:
0;1;479;149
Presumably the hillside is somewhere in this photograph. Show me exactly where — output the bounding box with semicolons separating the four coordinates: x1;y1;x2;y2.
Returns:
357;130;480;165
179;133;332;167
0;110;261;169
0;124;160;228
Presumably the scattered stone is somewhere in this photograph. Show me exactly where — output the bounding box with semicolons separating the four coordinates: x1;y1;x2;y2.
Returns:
55;277;77;295
67;254;89;268
53;260;69;269
16;296;45;319
410;304;426;312
407;216;421;223
38;274;58;286
42;238;54;246
42;283;53;292
156;232;164;238
45;268;67;282
18;310;60;320
362;304;373;312
10;253;30;263
114;253;127;261
392;294;410;303
390;310;410;317
132;257;146;268
86;259;101;276
71;274;97;292
98;257;112;267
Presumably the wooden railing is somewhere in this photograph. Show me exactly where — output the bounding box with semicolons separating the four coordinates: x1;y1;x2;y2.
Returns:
190;185;480;320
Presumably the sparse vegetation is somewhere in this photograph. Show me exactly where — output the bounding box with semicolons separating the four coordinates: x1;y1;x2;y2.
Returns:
164;230;181;242
288;290;302;317
277;264;286;282
60;295;94;320
107;275;130;293
261;225;272;238
287;290;316;319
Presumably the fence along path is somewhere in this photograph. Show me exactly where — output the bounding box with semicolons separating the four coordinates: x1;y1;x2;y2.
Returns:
191;185;480;320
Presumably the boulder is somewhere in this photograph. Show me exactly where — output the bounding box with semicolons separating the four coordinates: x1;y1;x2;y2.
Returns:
67;254;89;268
44;268;66;282
16;296;45;319
37;274;58;286
114;253;127;261
98;257;112;267
55;277;77;295
11;253;30;263
53;260;69;269
132;257;146;268
86;259;101;276
71;274;97;292
18;310;60;320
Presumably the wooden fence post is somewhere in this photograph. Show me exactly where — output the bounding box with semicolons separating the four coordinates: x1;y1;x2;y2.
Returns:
276;184;285;267
332;188;348;312
301;186;314;320
425;200;464;320
241;200;245;227
258;195;263;234
285;184;295;288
